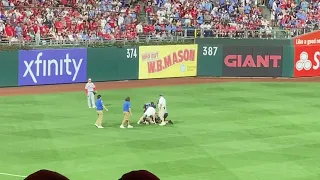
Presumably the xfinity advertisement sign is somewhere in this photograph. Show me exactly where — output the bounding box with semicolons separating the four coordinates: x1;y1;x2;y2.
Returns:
18;48;87;86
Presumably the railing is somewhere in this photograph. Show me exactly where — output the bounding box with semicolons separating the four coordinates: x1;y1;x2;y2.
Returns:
0;28;314;47
0;35;196;48
186;28;306;39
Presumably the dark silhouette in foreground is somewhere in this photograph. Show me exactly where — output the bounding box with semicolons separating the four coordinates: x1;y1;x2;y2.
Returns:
24;169;69;180
119;170;160;180
24;169;160;180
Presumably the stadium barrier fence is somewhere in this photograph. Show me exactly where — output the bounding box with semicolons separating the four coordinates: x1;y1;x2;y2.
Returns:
1;30;318;88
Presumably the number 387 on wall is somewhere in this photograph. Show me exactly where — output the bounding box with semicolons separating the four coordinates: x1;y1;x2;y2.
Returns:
202;46;218;56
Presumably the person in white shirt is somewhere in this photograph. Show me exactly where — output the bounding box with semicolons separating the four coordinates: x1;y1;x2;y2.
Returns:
136;22;143;34
138;102;156;124
158;94;167;126
118;14;124;26
164;1;172;14
157;8;166;23
85;78;97;108
0;20;4;33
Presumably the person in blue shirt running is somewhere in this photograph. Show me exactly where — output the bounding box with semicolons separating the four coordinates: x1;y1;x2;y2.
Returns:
120;97;133;129
95;95;108;128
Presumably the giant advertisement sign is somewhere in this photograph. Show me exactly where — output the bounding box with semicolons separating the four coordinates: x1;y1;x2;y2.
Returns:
222;46;283;77
293;30;320;77
19;48;87;86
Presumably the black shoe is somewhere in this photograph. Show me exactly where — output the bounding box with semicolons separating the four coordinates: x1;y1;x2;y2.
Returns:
168;120;173;124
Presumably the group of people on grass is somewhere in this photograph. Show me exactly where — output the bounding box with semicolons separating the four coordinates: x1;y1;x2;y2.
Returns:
85;78;172;129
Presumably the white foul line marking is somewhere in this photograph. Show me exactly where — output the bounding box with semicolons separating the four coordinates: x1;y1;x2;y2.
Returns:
0;172;27;178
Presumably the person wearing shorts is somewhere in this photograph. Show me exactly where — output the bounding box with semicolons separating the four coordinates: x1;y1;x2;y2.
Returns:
121;97;133;129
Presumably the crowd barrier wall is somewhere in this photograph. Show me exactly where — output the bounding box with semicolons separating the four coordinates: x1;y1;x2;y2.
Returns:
87;47;139;81
0;37;308;88
0;51;19;87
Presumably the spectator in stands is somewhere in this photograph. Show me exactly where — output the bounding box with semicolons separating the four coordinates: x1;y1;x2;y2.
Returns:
0;20;4;33
0;0;317;42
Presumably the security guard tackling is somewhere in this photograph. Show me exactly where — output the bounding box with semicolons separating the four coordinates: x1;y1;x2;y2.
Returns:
138;96;173;125
138;102;156;124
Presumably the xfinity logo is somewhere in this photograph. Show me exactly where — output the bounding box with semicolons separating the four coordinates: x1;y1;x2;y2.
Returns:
22;52;83;83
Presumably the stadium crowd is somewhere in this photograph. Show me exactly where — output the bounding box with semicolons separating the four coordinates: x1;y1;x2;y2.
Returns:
268;0;319;34
0;0;317;42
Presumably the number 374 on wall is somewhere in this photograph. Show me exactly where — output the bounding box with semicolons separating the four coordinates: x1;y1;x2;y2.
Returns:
127;48;137;59
202;46;218;56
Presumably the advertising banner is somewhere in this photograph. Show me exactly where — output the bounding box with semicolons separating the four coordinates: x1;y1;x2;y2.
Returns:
293;30;320;77
222;46;283;77
139;45;198;79
19;48;87;86
294;46;320;77
293;30;320;46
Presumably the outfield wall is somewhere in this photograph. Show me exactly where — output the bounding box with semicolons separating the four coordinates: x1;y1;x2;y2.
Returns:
196;39;294;78
1;31;318;87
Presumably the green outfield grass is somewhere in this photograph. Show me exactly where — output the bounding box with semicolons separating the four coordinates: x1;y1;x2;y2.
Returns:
1;82;320;180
